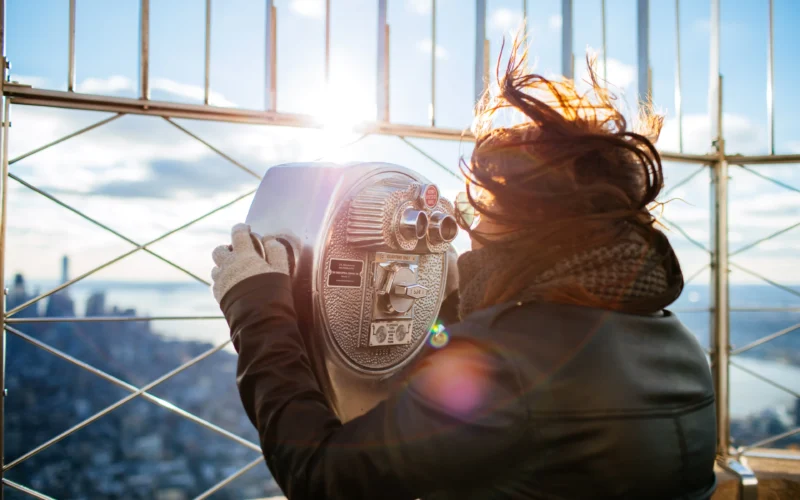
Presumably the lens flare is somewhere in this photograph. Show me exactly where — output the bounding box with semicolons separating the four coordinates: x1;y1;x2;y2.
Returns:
429;323;450;348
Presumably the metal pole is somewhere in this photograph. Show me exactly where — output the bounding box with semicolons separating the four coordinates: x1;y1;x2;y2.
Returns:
522;0;528;39
139;0;150;100
0;0;5;62
265;0;276;110
711;123;730;458
708;0;720;145
767;0;774;155
377;0;389;122
324;0;330;86
68;0;76;92
675;0;683;152
0;2;6;493
430;0;436;127
475;0;486;102
709;0;729;456
204;0;211;105
562;0;573;79
0;95;10;500
637;0;649;103
601;0;607;83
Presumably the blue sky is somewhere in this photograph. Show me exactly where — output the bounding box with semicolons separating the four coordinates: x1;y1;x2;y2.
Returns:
4;0;800;292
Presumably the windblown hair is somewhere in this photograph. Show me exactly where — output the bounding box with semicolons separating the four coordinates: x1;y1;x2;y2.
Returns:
460;35;679;311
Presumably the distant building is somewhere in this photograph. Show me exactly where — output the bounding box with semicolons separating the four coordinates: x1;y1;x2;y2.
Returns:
44;255;75;318
86;292;106;317
8;273;37;318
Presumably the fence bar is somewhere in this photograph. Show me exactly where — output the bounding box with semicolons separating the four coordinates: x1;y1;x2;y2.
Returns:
636;0;649;102
204;0;211;105
708;0;721;144
601;0;607;83
0;90;9;498
675;0;683;152
324;0;330;85
10;113;123;165
265;0;276;110
6;315;224;323
710;151;730;458
475;0;486;102
739;427;800;455
0;0;5;59
139;0;150;99
3;340;230;472
561;0;573;79
731;321;800;356
377;0;388;121
7;325;261;454
522;0;528;39
193;456;264;500
68;0;76;91
430;0;437;127
2;479;55;500
767;0;774;155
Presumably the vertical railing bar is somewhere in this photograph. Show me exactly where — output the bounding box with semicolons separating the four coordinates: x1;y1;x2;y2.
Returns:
377;0;388;122
324;0;331;86
708;0;721;145
430;0;436;127
68;0;76;92
0;92;9;500
0;0;5;62
475;0;486;103
601;0;607;84
636;0;649;106
265;0;276;110
384;23;390;121
562;0;573;79
675;0;683;152
270;3;277;110
522;0;528;39
709;0;728;458
139;0;150;100
767;0;774;155
204;0;211;105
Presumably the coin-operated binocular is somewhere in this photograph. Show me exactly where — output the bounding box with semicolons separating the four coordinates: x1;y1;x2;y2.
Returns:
245;162;458;422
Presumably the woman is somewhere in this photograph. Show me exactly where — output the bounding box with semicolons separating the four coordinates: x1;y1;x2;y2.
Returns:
211;40;717;499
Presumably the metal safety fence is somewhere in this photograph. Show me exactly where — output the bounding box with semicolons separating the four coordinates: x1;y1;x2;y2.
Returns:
0;0;798;498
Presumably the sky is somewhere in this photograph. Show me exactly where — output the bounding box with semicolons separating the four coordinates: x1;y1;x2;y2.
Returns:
4;0;800;294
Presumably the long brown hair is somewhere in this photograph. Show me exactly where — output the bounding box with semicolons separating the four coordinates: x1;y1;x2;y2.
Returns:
459;35;682;313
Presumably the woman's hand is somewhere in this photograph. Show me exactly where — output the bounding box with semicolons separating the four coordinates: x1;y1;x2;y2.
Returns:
211;223;290;304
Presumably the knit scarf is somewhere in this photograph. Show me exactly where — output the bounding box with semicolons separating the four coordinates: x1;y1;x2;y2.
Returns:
456;235;683;319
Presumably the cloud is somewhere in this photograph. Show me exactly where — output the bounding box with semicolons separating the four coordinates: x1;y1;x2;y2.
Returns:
657;112;767;156
405;0;431;15
75;76;236;107
490;8;522;33
289;0;325;18
416;39;448;59
78;75;134;94
548;14;562;31
11;74;49;88
67;159;254;200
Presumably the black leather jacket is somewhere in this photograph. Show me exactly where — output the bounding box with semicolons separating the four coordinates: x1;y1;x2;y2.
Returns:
222;273;717;500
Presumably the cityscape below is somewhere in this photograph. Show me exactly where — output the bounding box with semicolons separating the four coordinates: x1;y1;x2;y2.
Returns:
4;256;799;499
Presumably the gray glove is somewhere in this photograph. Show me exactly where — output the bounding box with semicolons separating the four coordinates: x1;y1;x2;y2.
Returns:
211;223;290;304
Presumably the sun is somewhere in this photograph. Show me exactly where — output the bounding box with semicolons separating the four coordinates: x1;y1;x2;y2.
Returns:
314;79;376;143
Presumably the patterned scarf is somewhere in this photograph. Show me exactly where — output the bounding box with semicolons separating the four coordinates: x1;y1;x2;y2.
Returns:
456;235;683;319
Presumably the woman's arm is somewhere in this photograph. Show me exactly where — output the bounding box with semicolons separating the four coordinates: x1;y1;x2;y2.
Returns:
222;272;527;500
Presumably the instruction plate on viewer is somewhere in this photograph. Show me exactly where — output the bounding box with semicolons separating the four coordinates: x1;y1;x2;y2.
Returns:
369;320;414;347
